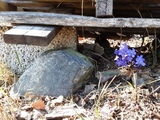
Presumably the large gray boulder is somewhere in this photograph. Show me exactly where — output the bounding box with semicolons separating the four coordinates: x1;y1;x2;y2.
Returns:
11;49;94;97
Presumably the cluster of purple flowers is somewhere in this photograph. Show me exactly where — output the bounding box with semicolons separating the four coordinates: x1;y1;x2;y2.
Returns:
114;42;146;67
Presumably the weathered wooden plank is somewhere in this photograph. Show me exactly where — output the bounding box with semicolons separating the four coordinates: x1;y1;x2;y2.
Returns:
115;0;160;4
0;1;17;11
96;0;113;17
0;12;160;28
32;0;160;4
77;27;160;38
3;25;61;46
49;8;75;14
2;0;53;7
22;7;52;12
82;27;159;34
32;0;91;2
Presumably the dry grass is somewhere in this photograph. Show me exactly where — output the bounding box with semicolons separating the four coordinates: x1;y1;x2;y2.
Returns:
0;70;159;119
0;27;159;119
0;62;17;87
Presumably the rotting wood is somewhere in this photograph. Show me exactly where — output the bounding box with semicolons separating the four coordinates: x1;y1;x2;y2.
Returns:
0;12;160;28
3;25;61;46
96;0;113;17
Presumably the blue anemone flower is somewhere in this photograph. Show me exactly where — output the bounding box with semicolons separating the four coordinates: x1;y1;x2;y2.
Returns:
135;55;146;67
114;43;146;68
116;57;128;67
127;49;136;58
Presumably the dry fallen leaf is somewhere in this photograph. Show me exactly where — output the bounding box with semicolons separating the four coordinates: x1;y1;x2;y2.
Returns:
32;100;45;110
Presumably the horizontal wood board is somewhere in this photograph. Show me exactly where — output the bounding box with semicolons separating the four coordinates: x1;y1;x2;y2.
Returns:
0;12;160;28
1;0;160;18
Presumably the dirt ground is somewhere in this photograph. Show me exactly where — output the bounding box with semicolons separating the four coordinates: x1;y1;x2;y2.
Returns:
0;35;160;120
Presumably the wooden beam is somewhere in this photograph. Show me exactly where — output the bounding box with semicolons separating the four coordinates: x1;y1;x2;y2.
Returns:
77;31;131;40
114;3;160;11
115;0;160;4
0;1;17;11
22;7;52;12
0;12;160;28
31;0;160;4
96;0;113;17
32;0;91;2
2;0;53;7
77;27;160;38
49;8;75;14
3;25;61;46
82;27;159;34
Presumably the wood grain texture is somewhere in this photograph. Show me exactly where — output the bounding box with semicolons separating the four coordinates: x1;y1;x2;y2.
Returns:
0;1;17;11
0;12;160;28
32;0;160;4
2;0;160;17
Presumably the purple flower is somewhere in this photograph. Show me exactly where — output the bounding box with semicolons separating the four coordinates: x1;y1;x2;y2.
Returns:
114;42;146;68
127;49;136;58
114;49;119;55
125;56;133;62
119;42;128;51
116;57;128;67
135;55;146;67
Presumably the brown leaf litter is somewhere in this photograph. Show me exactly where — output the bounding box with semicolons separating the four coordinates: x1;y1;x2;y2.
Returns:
0;37;160;119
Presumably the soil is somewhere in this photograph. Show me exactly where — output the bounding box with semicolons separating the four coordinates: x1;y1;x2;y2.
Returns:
0;36;160;120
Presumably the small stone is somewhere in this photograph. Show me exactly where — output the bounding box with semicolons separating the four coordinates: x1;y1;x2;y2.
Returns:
96;69;120;83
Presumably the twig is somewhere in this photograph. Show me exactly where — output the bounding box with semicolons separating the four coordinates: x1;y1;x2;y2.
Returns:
57;2;62;8
91;52;110;63
149;86;160;96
